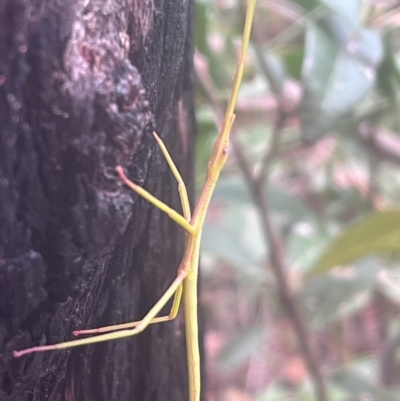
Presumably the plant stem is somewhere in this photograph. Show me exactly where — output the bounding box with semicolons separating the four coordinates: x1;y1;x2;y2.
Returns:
195;48;328;401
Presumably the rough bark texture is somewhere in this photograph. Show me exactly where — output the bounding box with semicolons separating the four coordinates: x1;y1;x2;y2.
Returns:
0;1;196;400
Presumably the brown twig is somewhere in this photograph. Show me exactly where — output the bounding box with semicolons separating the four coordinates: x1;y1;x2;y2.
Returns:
357;123;400;167
195;50;327;401
231;135;327;401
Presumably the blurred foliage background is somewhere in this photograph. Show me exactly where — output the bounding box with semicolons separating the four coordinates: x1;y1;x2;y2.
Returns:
194;0;400;400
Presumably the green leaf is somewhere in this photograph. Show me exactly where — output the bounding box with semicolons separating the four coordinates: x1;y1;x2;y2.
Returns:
331;361;400;401
201;221;260;269
377;268;400;305
281;47;304;80
309;209;400;276
377;32;400;130
290;0;320;12
195;1;210;55
196;107;217;186
269;188;313;221
213;177;313;220
213;177;252;204
288;221;332;271
302;262;377;328
217;325;266;373
320;0;360;28
222;204;266;265
257;381;348;401
256;384;290;401
256;50;286;95
301;16;383;143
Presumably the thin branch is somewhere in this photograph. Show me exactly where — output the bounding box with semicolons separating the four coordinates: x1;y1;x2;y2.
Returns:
357;123;400;167
231;136;327;401
195;51;327;401
256;107;285;187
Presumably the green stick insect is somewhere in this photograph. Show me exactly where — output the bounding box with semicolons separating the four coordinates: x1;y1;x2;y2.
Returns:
14;1;256;400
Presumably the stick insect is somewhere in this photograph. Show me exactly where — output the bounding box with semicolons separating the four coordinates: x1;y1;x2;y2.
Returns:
13;1;256;400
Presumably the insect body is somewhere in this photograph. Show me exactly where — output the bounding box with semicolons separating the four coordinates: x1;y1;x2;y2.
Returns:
13;2;256;400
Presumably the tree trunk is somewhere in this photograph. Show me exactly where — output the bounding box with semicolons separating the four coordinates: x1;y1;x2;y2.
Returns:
0;1;196;400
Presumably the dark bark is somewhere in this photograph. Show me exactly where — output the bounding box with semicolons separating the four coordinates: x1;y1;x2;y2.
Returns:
0;1;196;400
